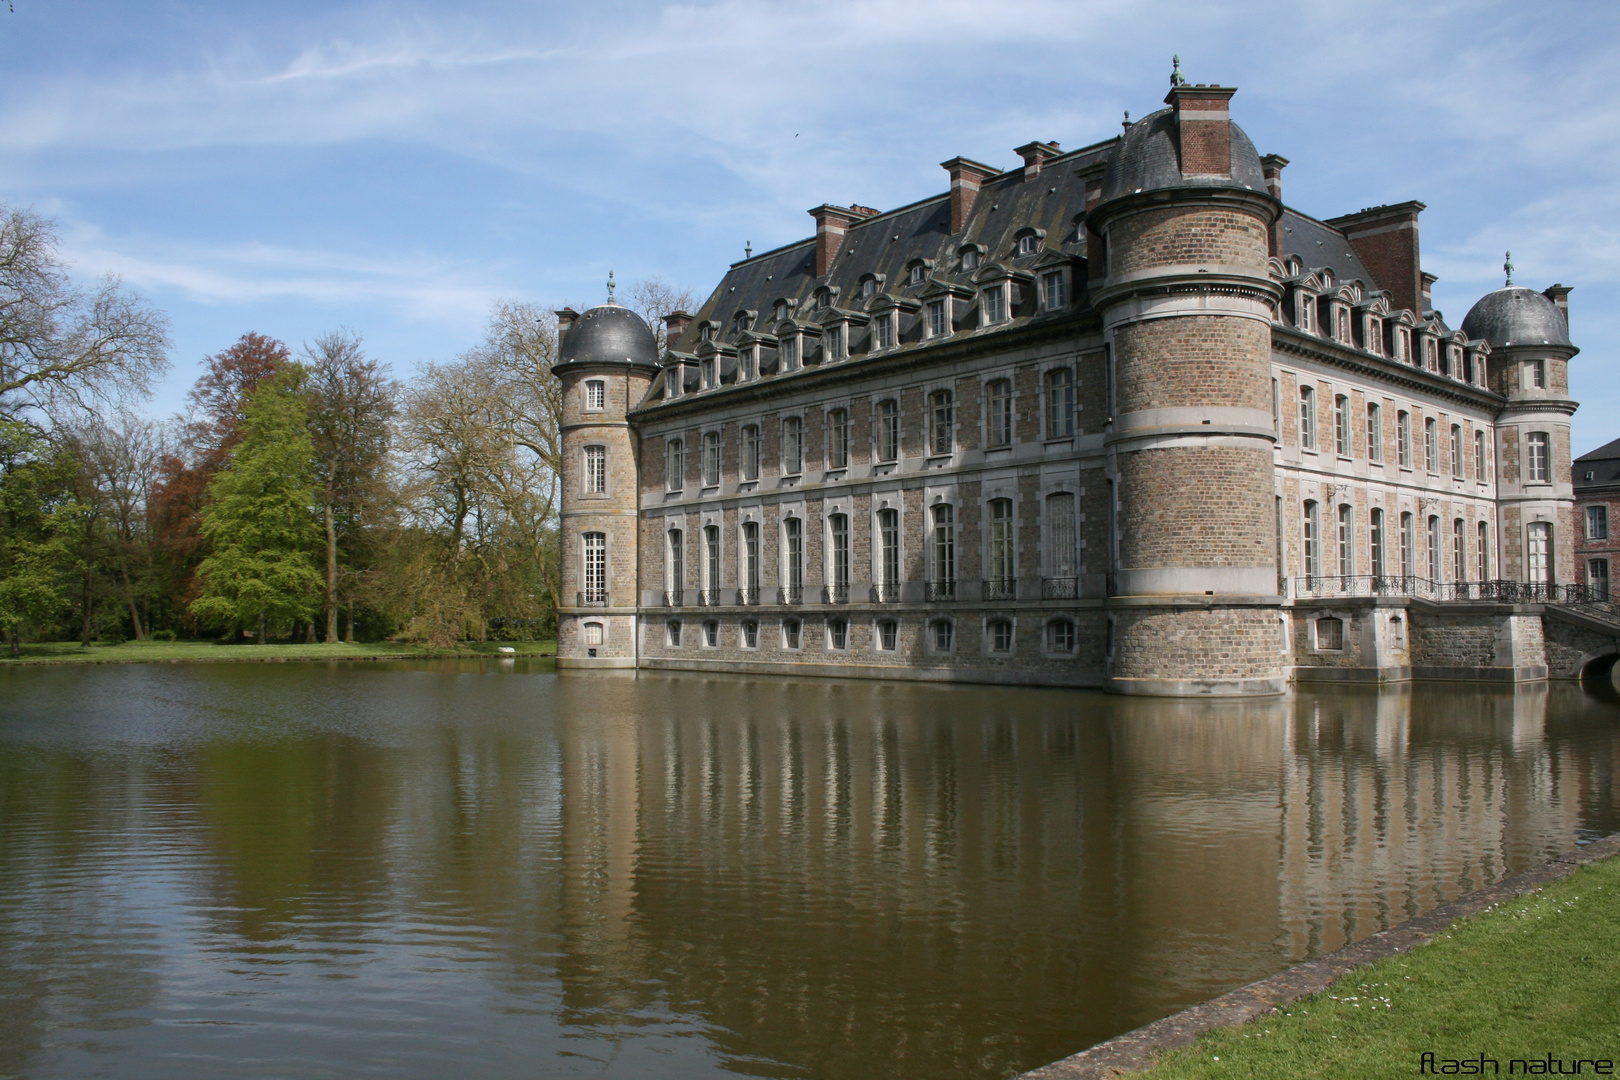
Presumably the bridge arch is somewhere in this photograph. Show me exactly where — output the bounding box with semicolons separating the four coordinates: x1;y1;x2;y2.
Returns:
1577;650;1620;682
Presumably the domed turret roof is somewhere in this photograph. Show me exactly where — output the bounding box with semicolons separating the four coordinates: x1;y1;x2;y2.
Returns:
555;303;660;369
1460;287;1571;349
1100;107;1268;203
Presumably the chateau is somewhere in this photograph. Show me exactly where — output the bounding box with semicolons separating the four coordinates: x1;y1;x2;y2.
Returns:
551;70;1613;696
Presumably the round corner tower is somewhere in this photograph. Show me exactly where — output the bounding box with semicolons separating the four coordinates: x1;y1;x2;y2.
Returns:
1091;80;1285;695
552;301;661;668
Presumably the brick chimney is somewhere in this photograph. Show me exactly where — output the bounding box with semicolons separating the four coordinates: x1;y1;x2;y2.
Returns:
556;307;579;337
1015;140;1061;180
1165;83;1238;177
1421;273;1437;315
1543;284;1572;328
808;204;864;278
1260;155;1289;258
939;157;1000;234
1075;160;1108;285
663;310;692;348
1324;201;1427;316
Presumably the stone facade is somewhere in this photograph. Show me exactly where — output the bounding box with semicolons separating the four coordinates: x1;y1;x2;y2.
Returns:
552;74;1589;695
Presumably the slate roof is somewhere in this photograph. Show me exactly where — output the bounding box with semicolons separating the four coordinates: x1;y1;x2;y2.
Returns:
1277;210;1379;298
555;303;660;371
1100;107;1267;202
1461;287;1572;349
1575;438;1620;493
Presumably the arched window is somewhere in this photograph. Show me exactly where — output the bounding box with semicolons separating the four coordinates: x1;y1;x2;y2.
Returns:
702;430;720;486
931;504;956;598
930;618;954;652
1475;430;1487;480
827;514;850;598
1337;504;1354;577
583;445;606;494
1299;386;1317;450
1427;516;1442;580
1334;395;1350;456
1453;518;1466;583
986;378;1013;447
667;530;684;601
703;524;720;602
703;620;719;647
783;517;803;602
1370;508;1386;579
877;509;900;594
1399;512;1415;578
1367;403;1383;462
740;424;760;481
1478;520;1491;580
987;618;1013;653
988;499;1015;594
929;389;954;455
1451;425;1463;477
876;400;900;463
827;408;849;469
1425;417;1439;473
583;621;604;647
1527;521;1553;584
1047;492;1077;593
666;620;682;647
781;416;803;476
741;521;761;603
741;620;759;649
1047;367;1076;438
782;618;802;650
1302;500;1321;582
827;618;848;651
1397;410;1412;468
665;437;684;492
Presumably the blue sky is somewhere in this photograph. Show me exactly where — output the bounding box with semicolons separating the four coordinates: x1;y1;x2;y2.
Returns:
3;0;1617;450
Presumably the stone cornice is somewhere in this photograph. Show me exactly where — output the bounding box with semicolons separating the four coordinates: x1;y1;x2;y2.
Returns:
1272;326;1505;412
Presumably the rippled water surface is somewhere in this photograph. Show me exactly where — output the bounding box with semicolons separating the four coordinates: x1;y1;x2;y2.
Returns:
2;662;1618;1079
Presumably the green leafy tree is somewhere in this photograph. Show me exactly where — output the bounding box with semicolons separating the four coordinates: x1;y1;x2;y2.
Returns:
190;369;322;641
0;421;78;655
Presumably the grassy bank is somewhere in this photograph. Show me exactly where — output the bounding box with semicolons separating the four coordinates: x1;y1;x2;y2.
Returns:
4;639;556;664
1142;853;1620;1079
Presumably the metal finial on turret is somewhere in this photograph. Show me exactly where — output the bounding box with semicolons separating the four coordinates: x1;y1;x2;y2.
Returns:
1170;55;1185;87
606;270;616;304
1504;251;1514;287
745;241;752;259
1122;110;1131;130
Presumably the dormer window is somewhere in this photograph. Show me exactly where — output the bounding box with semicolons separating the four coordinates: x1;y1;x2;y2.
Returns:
982;283;1007;325
908;264;927;286
700;356;715;390
961;248;980;272
666;366;682;398
1335;306;1351;343
826;322;845;361
924;299;947;338
700;323;715;342
1396;328;1411;363
1448;346;1462;379
1364;316;1382;355
1285;256;1303;276
1041;270;1067;311
873;311;895;349
1296;291;1315;332
773;300;789;322
1424;338;1438;371
781;335;799;371
733;310;754;333
859;275;878;300
1018;233;1039;257
738;345;755;382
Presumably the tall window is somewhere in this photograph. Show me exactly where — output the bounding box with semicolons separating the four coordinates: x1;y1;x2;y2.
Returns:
827;408;849;469
1450;425;1463;477
700;357;714;390
1041;270;1066;311
1337;504;1355;577
1428;516;1442;580
988;618;1013;653
874;312;895;350
702;430;720;486
1478;520;1490;580
782;618;801;650
878;508;900;586
987;378;1013;447
1588;505;1609;540
584;445;607;494
741;521;761;598
781;416;803;476
1453;518;1466;582
665;438;684;492
741;424;760;481
1303;500;1321;581
584;379;605;411
668;530;684;593
1397;410;1412;468
1527;359;1546;389
781;336;799;371
784;518;803;599
828;514;850;593
826;323;844;361
1400;512;1415;578
1591;560;1611;601
988;499;1014;585
1475;430;1487;481
1047;492;1077;581
983;284;1006;324
877;400;900;463
704;524;720;595
932;619;954;652
1047;367;1076;438
932;505;956;590
877;619;898;651
927;299;948;338
1370;508;1386;578
1367;403;1383;462
827;618;848;650
739;345;755;382
929;390;954;455
1527;521;1552;584
1299;386;1317;450
1334;395;1351;456
1425;417;1438;473
582;532;606;603
1526;432;1550;482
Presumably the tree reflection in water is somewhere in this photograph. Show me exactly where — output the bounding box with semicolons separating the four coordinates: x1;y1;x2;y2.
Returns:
0;663;1615;1079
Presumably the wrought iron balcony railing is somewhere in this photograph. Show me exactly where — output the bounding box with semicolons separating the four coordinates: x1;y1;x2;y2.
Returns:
1041;576;1078;600
870;582;902;603
663;589;684;607
696;588;720;606
738;585;761;606
982;578;1017;601
823;584;850;604
926;579;957;602
780;584;803;604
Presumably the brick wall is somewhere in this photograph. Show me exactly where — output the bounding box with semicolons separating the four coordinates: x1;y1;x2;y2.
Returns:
1106;205;1269;277
1114;316;1271;413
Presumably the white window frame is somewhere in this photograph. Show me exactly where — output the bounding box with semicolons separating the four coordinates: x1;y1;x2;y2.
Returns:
583;379;606;412
583;444;607;495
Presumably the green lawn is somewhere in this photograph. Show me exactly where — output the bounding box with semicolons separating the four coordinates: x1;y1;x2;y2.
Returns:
1143;854;1620;1078
5;639;556;664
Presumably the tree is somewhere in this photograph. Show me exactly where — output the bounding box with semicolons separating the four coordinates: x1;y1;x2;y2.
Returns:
0;421;77;655
303;330;396;642
627;276;700;353
0;205;170;420
190;368;322;641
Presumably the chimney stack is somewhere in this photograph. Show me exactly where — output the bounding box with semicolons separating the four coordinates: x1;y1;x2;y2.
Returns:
807;204;863;278
1260;155;1290;258
1421;273;1438;315
1165;83;1238;177
1075;160;1108;285
1015;140;1061;180
1543;284;1572;329
939;157;1001;234
663;310;692;348
556;307;579;338
1324;202;1427;317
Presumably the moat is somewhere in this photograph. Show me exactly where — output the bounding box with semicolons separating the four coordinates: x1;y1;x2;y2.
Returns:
2;662;1617;1080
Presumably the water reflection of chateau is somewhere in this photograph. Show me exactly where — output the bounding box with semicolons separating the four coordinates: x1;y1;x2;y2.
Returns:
551;677;1616;1078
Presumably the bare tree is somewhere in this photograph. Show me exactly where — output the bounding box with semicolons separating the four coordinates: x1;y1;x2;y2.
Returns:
626;276;700;352
0;205;170;420
303;330;397;642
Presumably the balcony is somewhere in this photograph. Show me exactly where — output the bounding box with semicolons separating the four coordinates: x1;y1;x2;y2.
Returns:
1289;576;1605;606
926;580;957;602
696;588;720;606
738;586;762;606
780;584;804;604
663;589;684;607
870;582;902;603
823;584;850;604
1042;576;1079;600
982;578;1017;601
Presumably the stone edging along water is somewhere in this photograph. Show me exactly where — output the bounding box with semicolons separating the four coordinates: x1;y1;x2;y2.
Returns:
1018;831;1620;1080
